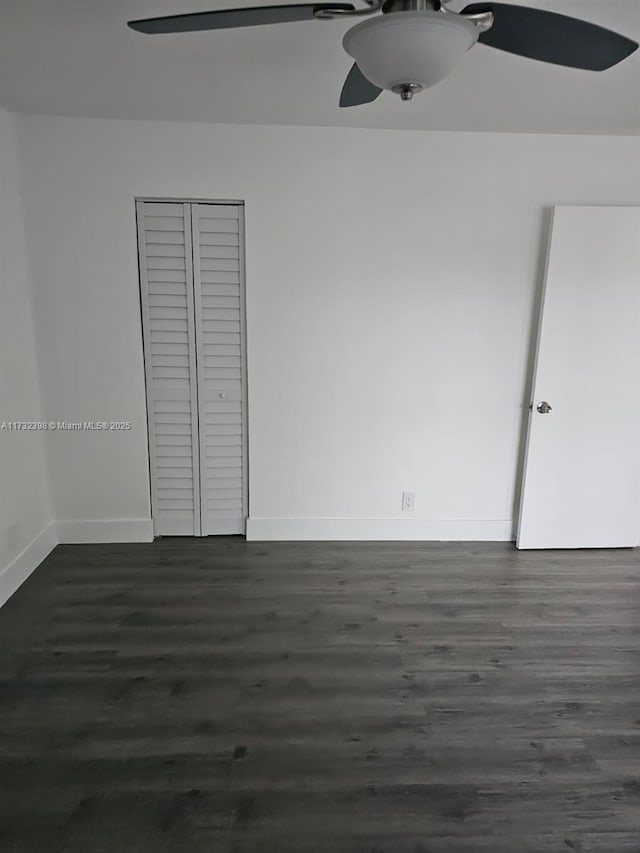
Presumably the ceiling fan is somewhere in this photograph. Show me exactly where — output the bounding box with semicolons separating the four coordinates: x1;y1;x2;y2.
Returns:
128;0;639;107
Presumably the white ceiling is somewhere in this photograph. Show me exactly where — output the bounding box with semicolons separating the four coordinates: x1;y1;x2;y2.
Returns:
0;0;638;133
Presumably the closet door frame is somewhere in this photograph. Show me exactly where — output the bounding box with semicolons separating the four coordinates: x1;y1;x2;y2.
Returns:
136;197;249;537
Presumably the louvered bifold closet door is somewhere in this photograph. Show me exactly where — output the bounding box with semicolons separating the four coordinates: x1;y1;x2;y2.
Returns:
137;202;201;536
192;203;247;535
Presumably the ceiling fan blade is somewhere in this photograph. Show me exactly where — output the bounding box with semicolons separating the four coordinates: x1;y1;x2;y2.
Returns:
461;3;639;71
128;3;356;34
339;63;382;107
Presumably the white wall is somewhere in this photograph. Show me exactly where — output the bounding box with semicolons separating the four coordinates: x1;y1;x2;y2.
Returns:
0;110;54;602
14;115;640;540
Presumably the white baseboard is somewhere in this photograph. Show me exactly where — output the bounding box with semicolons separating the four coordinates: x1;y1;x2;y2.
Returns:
0;522;58;608
56;519;154;544
246;517;514;542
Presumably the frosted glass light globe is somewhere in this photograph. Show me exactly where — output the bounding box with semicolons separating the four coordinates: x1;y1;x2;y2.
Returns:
343;11;479;93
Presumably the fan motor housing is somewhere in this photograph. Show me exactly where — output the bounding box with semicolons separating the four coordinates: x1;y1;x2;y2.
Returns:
382;0;443;12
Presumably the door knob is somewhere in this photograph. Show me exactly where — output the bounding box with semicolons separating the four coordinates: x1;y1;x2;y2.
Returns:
536;401;552;414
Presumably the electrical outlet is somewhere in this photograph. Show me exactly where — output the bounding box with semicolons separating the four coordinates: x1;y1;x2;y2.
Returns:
402;491;416;512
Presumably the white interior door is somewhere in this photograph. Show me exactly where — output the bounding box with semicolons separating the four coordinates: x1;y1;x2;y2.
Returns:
138;200;247;537
517;206;640;549
137;201;201;536
192;203;248;535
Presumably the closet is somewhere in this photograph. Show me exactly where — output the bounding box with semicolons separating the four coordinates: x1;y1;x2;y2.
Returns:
137;200;247;536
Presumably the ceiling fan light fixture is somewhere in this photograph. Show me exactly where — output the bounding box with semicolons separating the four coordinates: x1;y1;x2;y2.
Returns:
343;11;479;97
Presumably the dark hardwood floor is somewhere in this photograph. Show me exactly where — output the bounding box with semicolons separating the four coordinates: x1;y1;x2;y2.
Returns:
1;538;639;852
